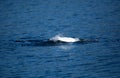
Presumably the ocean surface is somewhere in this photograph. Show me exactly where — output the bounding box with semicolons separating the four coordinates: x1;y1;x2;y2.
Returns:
0;0;120;78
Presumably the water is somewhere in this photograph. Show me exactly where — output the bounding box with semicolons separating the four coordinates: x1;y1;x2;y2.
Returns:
0;0;120;78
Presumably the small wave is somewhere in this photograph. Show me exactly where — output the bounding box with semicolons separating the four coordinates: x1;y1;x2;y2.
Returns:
13;35;98;46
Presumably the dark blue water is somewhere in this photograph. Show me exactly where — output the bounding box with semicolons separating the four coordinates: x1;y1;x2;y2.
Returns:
0;0;120;78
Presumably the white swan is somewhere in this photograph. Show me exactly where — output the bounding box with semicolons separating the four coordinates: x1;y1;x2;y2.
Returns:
50;35;80;42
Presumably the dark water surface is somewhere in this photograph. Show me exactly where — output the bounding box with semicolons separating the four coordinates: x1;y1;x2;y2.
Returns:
0;0;120;78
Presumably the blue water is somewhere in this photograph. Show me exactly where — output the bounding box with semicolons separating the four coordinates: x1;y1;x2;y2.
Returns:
0;0;120;78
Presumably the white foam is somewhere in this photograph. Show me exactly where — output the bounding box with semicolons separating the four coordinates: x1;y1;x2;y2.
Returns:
50;35;80;42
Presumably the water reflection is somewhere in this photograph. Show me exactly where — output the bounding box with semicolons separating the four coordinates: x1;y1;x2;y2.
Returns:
58;44;75;50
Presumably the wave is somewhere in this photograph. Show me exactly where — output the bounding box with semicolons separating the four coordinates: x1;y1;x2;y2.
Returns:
14;35;98;46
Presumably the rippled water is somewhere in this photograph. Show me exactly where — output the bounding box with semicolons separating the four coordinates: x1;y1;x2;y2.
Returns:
0;0;120;78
